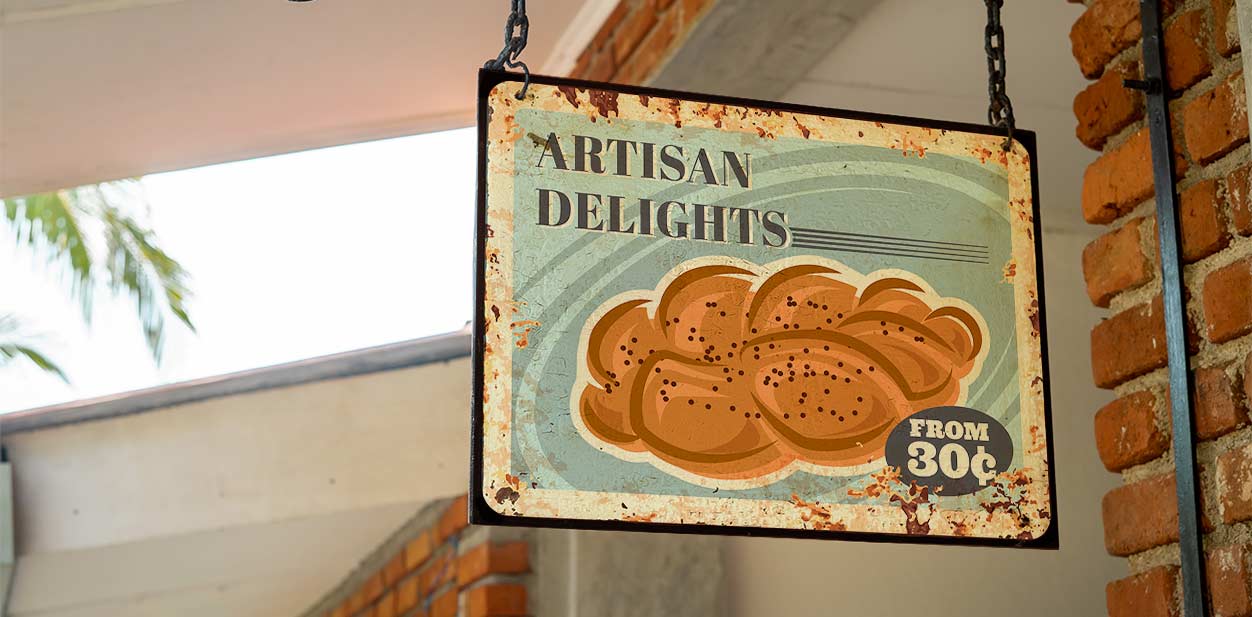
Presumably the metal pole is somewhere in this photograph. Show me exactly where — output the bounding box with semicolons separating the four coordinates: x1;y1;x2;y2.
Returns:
1127;1;1208;614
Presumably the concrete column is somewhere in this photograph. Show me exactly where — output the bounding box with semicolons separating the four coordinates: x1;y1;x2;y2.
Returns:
0;461;13;617
651;0;880;99
531;529;725;617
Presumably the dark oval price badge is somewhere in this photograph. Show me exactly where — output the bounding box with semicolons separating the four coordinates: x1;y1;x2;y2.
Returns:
885;406;1014;496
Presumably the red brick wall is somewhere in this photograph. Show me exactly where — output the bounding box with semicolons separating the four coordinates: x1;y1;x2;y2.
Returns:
567;0;716;85
307;496;531;617
1069;0;1252;615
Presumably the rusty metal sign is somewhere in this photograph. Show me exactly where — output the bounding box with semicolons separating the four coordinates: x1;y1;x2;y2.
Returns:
471;70;1056;548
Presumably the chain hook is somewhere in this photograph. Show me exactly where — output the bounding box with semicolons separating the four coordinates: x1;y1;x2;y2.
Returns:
983;0;1015;151
484;0;531;99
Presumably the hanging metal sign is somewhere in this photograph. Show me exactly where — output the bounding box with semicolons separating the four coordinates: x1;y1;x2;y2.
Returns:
471;70;1056;548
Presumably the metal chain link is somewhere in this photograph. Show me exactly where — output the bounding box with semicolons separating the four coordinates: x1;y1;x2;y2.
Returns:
484;0;531;99
984;0;1015;151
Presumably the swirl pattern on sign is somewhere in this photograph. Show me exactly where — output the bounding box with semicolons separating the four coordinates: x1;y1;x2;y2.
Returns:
574;257;988;484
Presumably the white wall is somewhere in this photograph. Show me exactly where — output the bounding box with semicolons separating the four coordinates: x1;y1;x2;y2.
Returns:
4;357;472;617
721;2;1124;615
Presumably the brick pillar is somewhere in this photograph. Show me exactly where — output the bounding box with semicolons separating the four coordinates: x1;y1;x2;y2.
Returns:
567;0;716;85
1069;0;1252;615
301;496;532;617
296;495;725;617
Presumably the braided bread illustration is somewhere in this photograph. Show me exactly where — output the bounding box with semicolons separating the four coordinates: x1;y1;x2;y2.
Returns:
576;258;987;482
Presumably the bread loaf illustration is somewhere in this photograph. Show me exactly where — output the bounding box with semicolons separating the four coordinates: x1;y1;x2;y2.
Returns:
576;257;987;483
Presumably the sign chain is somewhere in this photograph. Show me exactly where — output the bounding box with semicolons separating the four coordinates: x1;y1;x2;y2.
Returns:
484;0;531;99
984;0;1016;151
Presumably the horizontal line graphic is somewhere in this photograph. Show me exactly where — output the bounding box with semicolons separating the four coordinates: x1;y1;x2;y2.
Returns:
791;232;989;258
791;226;989;250
791;241;990;265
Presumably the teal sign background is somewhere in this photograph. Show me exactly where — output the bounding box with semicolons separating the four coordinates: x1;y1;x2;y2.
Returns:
507;107;1020;511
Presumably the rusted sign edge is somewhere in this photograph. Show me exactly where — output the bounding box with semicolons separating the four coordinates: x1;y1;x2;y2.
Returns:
469;69;1058;549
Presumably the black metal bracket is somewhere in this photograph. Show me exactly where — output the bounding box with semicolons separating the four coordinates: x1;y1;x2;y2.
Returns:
1131;1;1208;615
1123;78;1162;94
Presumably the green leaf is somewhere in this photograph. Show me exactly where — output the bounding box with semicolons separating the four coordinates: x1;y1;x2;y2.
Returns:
0;315;68;383
91;185;195;362
3;191;93;320
2;180;195;365
0;344;69;383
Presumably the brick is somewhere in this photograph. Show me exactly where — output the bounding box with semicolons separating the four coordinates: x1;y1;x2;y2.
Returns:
1083;127;1187;224
1228;164;1252;235
569;49;591;80
1094;391;1168;471
1074;61;1144;149
431;589;458;617
612;0;660;64
1163;10;1213;92
584;50;616;83
614;7;679;86
405;530;433;571
1161;365;1248;441
466;584;527;617
680;0;712;28
1193;365;1247;439
1183;72;1249;165
1208;544;1252;617
1242;353;1252;416
437;495;470;542
1070;0;1145;78
383;552;407;586
347;588;368;614
1219;443;1252;523
1106;566;1180;617
1203;257;1252;343
1091;296;1168;389
591;1;630;51
376;592;397;617
1214;0;1242;57
396;577;420;613
1083;217;1152;307
1103;473;1189;555
1177;179;1229;262
456;542;530;588
331;604;348;617
363;572;385;604
420;553;452;596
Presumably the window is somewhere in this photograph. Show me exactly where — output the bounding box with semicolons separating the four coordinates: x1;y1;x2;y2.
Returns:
2;128;476;413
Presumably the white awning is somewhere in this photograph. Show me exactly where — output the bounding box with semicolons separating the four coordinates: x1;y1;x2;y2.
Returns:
0;0;593;197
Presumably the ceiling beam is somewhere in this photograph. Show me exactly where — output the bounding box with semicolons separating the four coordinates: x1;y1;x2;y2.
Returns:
2;0;189;24
650;0;881;100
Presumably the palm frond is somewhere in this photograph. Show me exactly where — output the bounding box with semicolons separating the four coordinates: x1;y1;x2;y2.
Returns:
3;180;195;364
0;315;68;383
93;189;195;362
3;192;93;320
